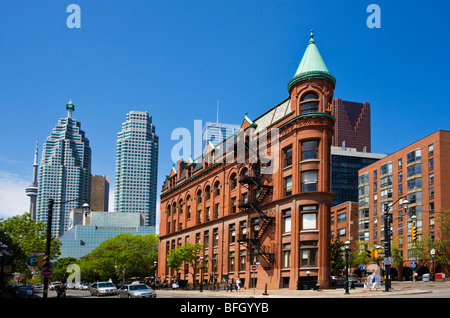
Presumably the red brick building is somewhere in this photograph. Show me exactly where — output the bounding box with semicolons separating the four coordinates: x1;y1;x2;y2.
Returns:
331;99;371;152
357;130;450;279
330;201;359;252
158;31;337;290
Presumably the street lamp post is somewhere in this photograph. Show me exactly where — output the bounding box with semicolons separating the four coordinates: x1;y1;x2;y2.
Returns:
0;243;8;298
82;202;91;225
43;197;82;298
383;198;409;292
42;198;54;299
154;261;157;290
344;240;350;295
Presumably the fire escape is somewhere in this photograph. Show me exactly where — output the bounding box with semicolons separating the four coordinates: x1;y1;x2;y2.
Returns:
237;160;275;270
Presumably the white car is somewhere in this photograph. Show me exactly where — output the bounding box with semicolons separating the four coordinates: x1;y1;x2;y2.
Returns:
90;282;117;296
117;283;156;298
49;282;62;290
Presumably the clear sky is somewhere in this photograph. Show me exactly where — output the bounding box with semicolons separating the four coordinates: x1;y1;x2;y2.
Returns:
1;0;449;219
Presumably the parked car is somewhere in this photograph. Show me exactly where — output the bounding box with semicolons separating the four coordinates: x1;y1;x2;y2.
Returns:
33;283;43;288
90;281;117;296
18;285;33;297
79;283;89;290
49;282;61;290
349;274;360;283
117;283;156;298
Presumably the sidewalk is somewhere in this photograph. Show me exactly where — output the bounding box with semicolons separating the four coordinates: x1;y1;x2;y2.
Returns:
156;282;435;298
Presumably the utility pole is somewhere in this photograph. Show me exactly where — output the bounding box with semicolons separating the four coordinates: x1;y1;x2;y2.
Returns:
42;198;54;299
383;202;391;292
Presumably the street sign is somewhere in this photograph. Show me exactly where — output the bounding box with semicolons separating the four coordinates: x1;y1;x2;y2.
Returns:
384;257;394;265
26;256;38;267
41;268;53;278
411;261;417;269
250;265;258;272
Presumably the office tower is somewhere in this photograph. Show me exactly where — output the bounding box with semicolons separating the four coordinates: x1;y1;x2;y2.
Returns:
331;145;386;206
159;31;336;290
202;122;240;151
25;139;39;220
90;175;110;211
36;101;91;237
331;98;371;152
114;111;159;229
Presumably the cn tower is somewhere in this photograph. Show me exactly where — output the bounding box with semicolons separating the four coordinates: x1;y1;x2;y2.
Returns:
25;139;39;220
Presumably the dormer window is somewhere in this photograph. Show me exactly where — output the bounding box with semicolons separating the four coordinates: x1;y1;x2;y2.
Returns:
300;92;319;114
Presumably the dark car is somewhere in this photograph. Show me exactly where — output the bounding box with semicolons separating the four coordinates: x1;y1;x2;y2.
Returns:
117;283;156;298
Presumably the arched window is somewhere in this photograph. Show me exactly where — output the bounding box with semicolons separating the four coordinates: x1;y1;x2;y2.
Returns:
214;181;221;197
205;185;211;201
300;92;319;114
230;173;237;190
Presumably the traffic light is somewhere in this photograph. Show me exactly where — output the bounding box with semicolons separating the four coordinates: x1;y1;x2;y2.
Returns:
38;256;50;268
411;225;418;242
367;249;372;258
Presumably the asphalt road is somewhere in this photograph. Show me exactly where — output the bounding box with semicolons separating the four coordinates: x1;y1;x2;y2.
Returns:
30;281;450;298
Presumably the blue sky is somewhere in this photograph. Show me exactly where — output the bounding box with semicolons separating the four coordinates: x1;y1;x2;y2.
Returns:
1;1;449;219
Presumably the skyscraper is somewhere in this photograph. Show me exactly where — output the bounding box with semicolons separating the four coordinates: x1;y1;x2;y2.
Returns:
331;98;371;152
90;175;110;211
25;139;39;220
114;111;158;229
36;101;91;237
202;122;240;151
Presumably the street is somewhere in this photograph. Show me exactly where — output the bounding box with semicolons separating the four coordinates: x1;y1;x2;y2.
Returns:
28;281;450;299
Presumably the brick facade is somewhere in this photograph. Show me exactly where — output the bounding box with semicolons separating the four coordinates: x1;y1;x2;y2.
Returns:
357;130;450;279
158;34;337;290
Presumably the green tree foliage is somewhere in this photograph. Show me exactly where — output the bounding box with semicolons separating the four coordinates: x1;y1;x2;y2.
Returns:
79;233;158;282
330;238;345;275
52;257;80;282
437;209;450;237
167;243;205;273
0;212;61;279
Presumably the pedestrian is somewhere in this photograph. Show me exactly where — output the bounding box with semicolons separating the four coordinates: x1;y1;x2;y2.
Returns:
57;283;66;298
226;278;233;292
236;279;241;291
366;272;373;291
364;274;369;291
372;274;378;291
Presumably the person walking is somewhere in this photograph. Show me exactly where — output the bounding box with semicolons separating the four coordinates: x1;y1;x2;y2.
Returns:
236;279;241;291
372;273;379;291
364;274;370;291
226;278;233;292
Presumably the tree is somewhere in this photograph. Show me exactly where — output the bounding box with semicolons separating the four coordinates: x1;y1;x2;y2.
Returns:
437;209;450;237
167;243;205;275
53;257;79;282
80;233;158;282
0;212;61;279
330;238;345;275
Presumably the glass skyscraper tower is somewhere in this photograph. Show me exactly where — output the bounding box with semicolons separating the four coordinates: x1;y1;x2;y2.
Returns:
114;111;158;229
36;101;91;237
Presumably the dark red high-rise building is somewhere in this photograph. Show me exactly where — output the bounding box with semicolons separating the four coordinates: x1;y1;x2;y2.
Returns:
331;98;371;152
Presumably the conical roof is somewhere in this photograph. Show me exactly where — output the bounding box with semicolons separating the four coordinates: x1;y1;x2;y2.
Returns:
288;30;336;92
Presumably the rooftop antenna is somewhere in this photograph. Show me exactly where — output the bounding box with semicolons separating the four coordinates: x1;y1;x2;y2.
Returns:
216;100;219;123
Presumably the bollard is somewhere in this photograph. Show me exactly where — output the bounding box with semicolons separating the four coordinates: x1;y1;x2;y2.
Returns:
262;283;269;296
